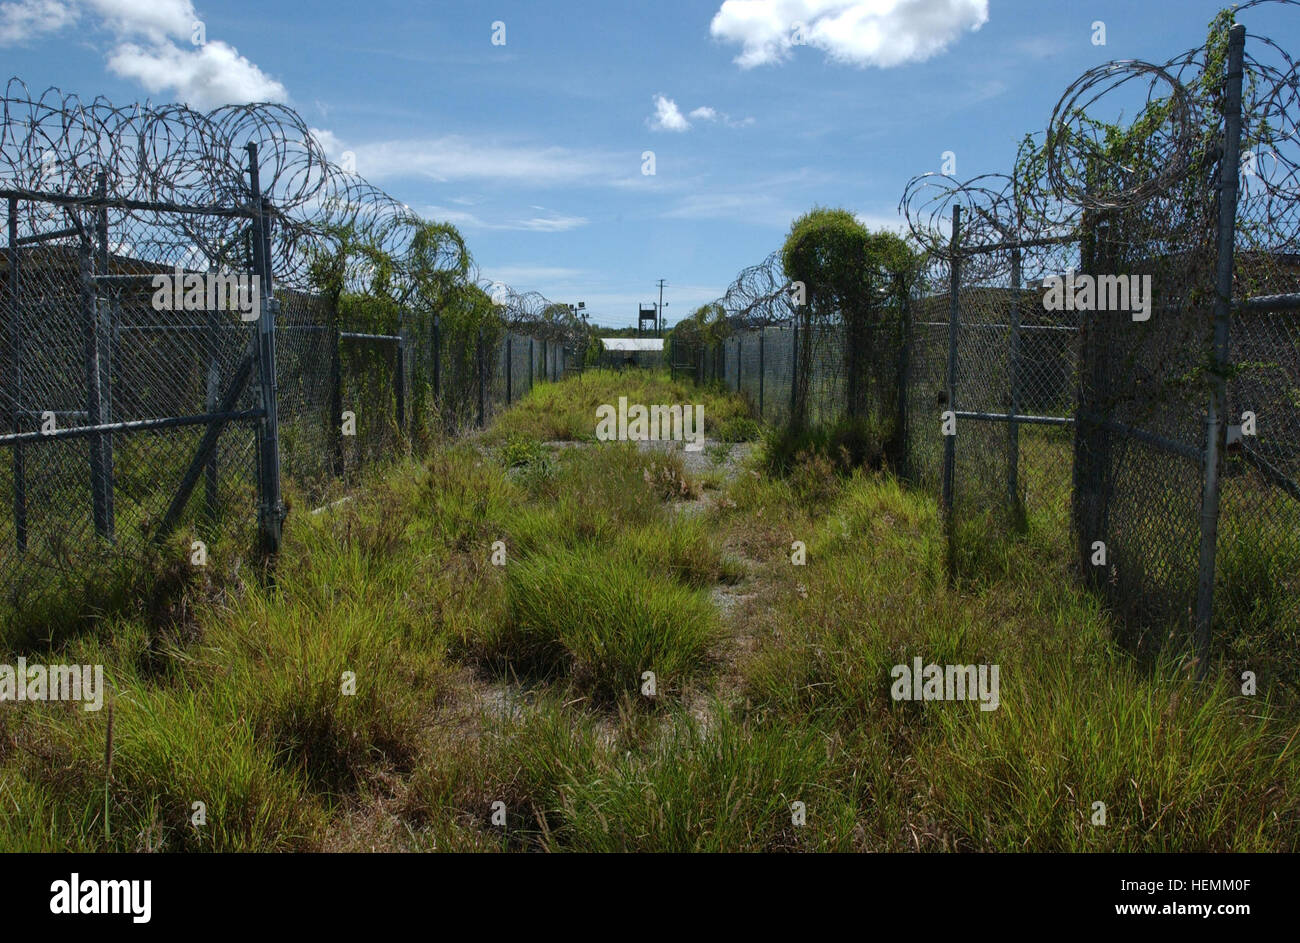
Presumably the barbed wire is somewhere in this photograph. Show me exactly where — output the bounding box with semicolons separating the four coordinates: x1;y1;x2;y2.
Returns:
0;78;587;343
896;0;1300;259
692;249;796;331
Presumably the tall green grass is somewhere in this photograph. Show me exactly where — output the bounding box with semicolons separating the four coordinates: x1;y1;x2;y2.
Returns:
1;367;1295;852
732;452;1300;851
485;368;753;444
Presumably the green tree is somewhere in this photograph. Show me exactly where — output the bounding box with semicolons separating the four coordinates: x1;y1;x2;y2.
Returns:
781;206;919;454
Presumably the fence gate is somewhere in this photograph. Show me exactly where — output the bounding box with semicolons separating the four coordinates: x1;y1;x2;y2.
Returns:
1;148;281;615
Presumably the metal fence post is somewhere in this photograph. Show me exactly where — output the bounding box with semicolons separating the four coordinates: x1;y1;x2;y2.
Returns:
94;173;116;538
394;328;407;434
432;313;441;402
846;311;859;422
506;335;513;404
789;320;799;420
1007;245;1022;516
205;302;221;516
477;326;485;427
5;197;25;551
248;144;283;554
896;288;912;479
758;327;766;420
81;176;112;541
1073;191;1110;583
329;292;344;476
942;205;963;579
736;335;742;394
1193;22;1246;677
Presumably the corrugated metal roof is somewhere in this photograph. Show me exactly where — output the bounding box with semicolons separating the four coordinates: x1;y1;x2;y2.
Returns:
601;338;664;351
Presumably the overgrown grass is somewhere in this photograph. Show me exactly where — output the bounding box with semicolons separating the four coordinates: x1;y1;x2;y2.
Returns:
485;544;720;701
485;367;754;444
467;698;858;851
0;368;1295;852
732;453;1299;850
0;372;745;850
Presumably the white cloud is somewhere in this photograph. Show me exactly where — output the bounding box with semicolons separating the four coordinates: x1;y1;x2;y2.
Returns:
710;0;988;69
330;136;620;187
512;214;587;232
0;0;192;46
1;0;287;108
648;94;691;132
0;0;78;44
422;205;589;233
309;126;345;156
108;39;288;107
421;204;484;228
84;0;194;41
650;97;753;132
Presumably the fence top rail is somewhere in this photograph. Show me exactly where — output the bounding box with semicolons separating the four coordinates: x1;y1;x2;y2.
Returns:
956;232;1080;256
952;410;1075;426
916;321;1078;332
0;408;265;447
340;331;401;343
1238;292;1300;313
13;225;81;246
1;187;258;220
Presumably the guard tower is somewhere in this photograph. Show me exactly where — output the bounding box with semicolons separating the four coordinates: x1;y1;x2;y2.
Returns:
638;304;658;336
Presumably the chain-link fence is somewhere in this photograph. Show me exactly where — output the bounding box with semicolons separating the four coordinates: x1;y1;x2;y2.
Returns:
698;7;1299;678
0;83;580;627
911;238;1082;579
1;184;270;628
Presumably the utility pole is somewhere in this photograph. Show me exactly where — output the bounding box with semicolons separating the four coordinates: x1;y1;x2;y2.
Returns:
655;278;668;336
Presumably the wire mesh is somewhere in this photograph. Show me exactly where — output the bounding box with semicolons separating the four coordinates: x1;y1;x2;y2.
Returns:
0;83;576;624
700;3;1299;675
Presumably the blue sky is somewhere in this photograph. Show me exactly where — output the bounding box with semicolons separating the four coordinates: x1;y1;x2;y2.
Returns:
3;0;1296;326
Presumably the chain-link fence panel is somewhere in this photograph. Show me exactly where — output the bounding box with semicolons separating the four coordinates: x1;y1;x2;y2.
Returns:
276;290;336;497
759;325;795;427
0;82;580;629
1070;192;1219;652
337;333;401;475
1216;142;1300;679
937;243;1080;571
904;289;949;493
688;7;1294;679
737;329;762;417
802;324;846;430
0;190;269;615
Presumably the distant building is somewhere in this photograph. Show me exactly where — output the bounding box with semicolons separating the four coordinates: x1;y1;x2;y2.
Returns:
599;337;665;369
